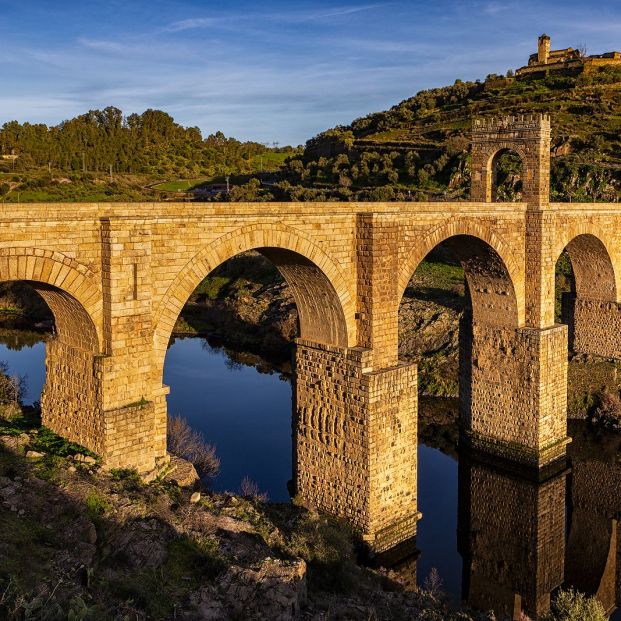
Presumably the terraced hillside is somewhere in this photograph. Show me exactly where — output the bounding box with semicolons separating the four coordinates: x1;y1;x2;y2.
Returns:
277;68;621;202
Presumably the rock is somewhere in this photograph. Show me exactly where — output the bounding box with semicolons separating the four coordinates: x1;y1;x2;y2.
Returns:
73;454;96;464
166;455;200;488
67;465;77;473
0;485;16;500
0;434;30;452
190;491;201;504
217;558;307;620
25;450;45;459
109;520;174;570
192;586;228;620
141;469;158;483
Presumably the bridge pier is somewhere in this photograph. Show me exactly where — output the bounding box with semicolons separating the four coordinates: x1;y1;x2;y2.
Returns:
562;293;621;358
42;345;167;473
294;339;419;552
462;322;569;466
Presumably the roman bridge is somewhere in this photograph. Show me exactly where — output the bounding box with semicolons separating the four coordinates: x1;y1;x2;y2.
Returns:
3;114;621;552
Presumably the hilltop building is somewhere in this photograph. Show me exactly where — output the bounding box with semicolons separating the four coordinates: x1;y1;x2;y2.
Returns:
516;34;621;77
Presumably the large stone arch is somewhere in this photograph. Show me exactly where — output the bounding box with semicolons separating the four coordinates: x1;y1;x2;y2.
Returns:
0;247;103;350
153;223;356;371
553;231;619;303
0;248;104;454
399;220;523;327
553;229;621;358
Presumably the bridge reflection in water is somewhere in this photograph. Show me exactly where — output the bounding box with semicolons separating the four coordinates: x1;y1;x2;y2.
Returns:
378;424;621;621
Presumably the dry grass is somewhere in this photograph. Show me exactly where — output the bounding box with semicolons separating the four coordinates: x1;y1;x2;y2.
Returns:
166;415;220;479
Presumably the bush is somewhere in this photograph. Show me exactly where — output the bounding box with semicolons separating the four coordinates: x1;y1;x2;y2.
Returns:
542;588;606;621
240;476;268;501
167;415;220;479
0;361;25;412
590;389;621;430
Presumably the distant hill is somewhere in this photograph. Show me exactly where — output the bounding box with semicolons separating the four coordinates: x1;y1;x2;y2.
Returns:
276;67;621;202
0;107;294;202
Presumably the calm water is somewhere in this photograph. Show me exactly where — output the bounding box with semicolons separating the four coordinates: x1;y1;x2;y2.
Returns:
3;331;621;619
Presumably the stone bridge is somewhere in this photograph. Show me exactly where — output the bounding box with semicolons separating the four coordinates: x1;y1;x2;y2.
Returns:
3;114;621;551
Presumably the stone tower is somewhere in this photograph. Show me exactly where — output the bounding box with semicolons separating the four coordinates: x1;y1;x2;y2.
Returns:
538;34;551;64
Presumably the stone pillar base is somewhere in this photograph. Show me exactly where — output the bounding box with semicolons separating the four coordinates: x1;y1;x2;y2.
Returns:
562;293;621;358
41;344;168;473
462;323;569;467
294;339;419;552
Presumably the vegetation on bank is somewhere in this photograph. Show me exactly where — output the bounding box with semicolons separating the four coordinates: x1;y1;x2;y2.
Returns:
0;107;295;203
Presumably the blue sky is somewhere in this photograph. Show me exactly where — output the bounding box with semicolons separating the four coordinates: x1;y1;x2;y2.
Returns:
1;0;620;144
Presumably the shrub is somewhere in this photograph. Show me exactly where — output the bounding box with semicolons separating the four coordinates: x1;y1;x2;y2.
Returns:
542;588;606;621
167;415;220;479
279;510;356;593
0;361;26;414
590;389;621;430
240;476;268;502
85;490;111;521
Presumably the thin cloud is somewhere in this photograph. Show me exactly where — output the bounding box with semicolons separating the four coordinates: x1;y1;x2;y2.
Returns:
295;4;388;21
162;17;221;33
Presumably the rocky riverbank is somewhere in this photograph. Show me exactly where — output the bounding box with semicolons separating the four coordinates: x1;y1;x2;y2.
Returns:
0;411;485;621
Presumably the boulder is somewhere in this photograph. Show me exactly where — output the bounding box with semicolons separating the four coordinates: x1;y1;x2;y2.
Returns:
218;558;307;620
25;450;45;459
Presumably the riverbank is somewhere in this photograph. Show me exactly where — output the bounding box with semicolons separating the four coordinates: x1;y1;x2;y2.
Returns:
0;411;480;621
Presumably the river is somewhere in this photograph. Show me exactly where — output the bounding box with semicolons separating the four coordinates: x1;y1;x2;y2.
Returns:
2;330;620;619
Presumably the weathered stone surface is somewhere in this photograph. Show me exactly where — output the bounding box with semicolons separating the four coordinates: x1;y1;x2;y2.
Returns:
221;558;306;620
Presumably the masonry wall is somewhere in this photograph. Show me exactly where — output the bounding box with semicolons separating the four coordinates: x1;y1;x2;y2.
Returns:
463;323;567;464
41;339;102;454
294;339;418;551
562;294;621;358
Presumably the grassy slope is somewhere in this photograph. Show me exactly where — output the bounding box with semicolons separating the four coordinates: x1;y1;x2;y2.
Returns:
289;69;621;200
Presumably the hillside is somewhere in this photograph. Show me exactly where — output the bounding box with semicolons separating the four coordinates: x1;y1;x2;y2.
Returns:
0;107;294;203
275;67;621;202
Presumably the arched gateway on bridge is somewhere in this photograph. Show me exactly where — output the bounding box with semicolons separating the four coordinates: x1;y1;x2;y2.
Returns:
7;112;621;553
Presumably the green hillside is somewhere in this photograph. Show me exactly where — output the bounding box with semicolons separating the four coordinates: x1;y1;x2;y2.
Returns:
0;107;295;203
276;67;621;202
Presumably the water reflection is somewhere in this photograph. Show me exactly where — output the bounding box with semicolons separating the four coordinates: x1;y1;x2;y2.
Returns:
458;454;567;620
2;330;621;618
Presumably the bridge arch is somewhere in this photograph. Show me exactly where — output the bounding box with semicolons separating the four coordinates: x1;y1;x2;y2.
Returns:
553;232;619;303
0;248;103;349
153;223;356;374
399;221;522;327
486;147;525;202
0;248;104;453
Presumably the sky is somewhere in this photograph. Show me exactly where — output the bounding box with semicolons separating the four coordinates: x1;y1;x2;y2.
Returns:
1;0;620;145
